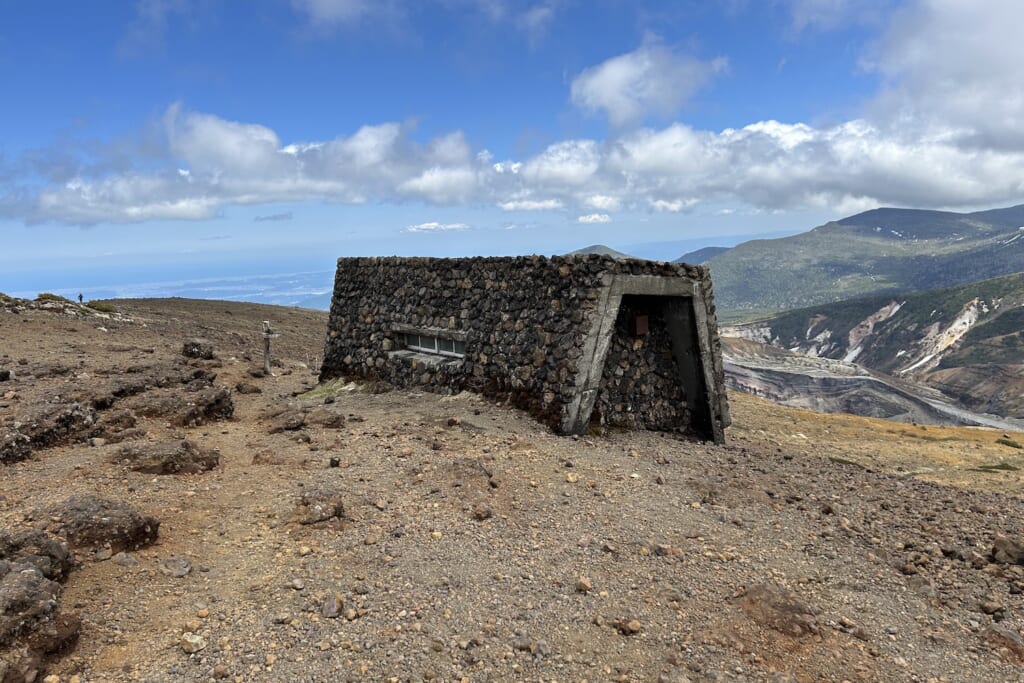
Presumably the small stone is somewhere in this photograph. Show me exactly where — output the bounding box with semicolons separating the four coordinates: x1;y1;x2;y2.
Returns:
993;535;1024;565
472;503;493;521
576;577;593;593
364;534;379;545
179;632;207;654
44;676;61;683
213;664;231;679
319;640;331;651
980;599;1005;615
159;557;192;577
265;653;277;667
299;545;312;556
289;578;305;590
197;608;209;619
617;619;642;635
113;551;139;567
321;592;344;619
565;472;579;483
89;437;107;447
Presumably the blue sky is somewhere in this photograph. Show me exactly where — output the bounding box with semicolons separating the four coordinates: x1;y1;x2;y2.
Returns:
3;0;1024;297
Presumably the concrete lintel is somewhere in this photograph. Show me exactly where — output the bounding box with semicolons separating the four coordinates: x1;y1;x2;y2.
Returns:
607;275;696;298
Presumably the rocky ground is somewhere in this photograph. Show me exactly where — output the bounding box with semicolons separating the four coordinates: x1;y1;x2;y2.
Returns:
2;295;1024;682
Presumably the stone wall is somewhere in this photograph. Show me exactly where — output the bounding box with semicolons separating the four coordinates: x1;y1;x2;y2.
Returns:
319;254;729;441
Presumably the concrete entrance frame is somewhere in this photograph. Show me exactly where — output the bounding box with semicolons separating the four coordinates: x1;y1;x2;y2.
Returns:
562;274;724;443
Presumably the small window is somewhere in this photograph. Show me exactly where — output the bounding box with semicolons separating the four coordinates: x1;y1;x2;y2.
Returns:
401;331;464;358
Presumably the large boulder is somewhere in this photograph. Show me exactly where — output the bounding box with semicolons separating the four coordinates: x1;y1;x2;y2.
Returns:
0;531;72;583
738;584;820;638
114;439;219;474
0;530;74;656
294;488;346;524
130;386;233;427
43;496;159;553
182;339;215;360
0;430;31;465
9;403;97;451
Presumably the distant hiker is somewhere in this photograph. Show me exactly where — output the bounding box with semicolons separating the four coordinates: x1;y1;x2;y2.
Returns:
77;293;83;303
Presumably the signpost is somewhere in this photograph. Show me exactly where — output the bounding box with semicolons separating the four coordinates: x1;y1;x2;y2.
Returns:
262;321;280;376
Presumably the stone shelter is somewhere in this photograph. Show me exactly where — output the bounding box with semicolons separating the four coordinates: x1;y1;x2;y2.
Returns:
319;255;730;442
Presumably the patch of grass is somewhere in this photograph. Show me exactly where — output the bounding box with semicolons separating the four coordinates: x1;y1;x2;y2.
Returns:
36;292;73;304
970;462;1020;473
996;437;1023;449
85;300;117;313
299;377;388;401
886;428;958;443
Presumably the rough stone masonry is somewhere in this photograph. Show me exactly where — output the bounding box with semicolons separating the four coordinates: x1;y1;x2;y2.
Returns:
319;254;730;442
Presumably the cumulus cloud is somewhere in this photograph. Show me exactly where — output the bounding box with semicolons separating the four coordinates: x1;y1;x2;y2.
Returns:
585;195;621;211
650;199;697;213
865;0;1024;149
577;213;611;224
10;3;1024;227
405;221;470;233
10;107;1024;225
570;42;728;126
498;198;563;211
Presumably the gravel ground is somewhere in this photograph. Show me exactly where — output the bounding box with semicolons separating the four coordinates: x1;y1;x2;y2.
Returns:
2;296;1024;682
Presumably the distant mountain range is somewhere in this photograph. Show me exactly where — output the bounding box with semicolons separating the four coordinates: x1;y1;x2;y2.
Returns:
695;204;1024;319
724;271;1024;418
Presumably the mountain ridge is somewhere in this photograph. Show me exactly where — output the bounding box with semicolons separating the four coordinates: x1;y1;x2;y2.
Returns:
702;202;1024;319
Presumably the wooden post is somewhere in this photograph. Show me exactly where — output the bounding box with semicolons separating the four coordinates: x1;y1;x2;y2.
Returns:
262;321;276;376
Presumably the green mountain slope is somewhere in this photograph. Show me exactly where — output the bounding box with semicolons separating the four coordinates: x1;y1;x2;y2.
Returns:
707;204;1024;318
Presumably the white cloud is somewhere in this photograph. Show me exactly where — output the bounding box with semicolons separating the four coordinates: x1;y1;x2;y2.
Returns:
865;0;1024;149
521;140;599;187
13;3;1024;231
498;198;563;211
570;42;727;126
584;194;621;211
577;213;611;224
399;167;478;203
650;199;697;213
405;221;470;233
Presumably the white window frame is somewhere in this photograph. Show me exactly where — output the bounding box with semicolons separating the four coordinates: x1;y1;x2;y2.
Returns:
402;332;466;358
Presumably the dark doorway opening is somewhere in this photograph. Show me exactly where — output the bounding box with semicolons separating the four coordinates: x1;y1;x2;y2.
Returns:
590;295;713;439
